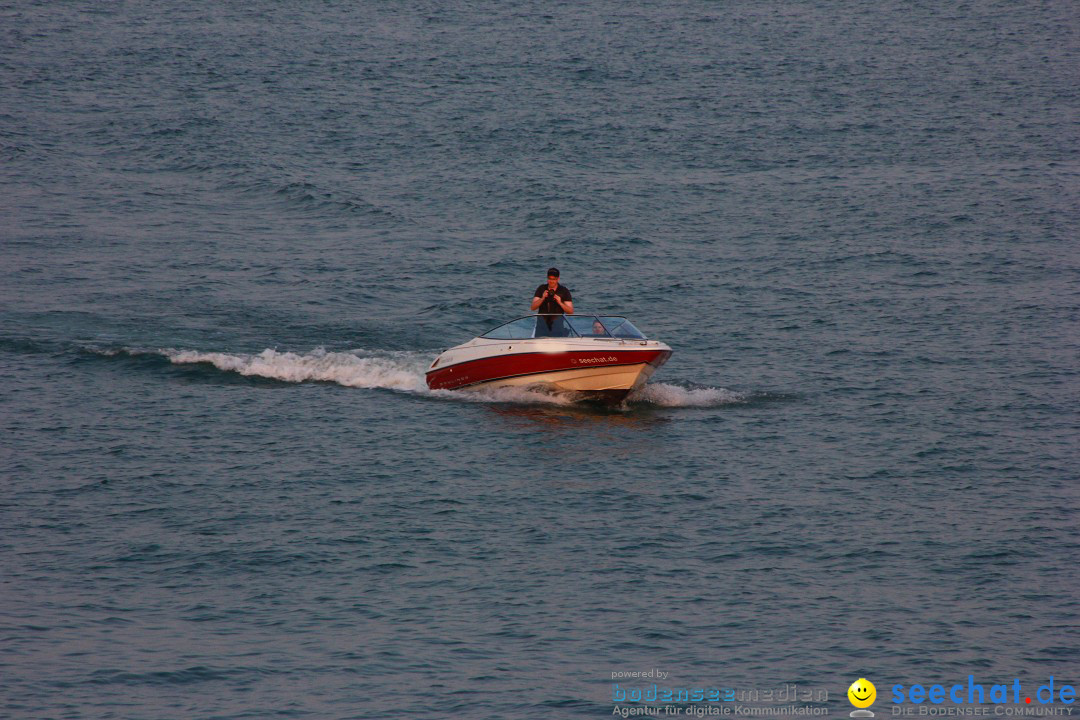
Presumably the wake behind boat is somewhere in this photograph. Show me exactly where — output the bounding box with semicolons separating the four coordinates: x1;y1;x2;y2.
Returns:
426;313;672;403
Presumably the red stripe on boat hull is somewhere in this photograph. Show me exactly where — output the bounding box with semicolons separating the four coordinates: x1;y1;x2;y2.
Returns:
426;349;670;391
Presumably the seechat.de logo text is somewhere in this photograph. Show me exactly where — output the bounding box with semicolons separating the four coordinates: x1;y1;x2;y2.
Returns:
889;676;1075;716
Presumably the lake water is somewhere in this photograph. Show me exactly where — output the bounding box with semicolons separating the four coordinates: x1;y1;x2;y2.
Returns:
2;1;1078;718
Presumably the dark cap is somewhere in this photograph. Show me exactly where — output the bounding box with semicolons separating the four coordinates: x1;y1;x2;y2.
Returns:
547;267;560;277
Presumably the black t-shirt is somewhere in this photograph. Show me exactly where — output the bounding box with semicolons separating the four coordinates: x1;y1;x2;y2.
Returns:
534;284;572;315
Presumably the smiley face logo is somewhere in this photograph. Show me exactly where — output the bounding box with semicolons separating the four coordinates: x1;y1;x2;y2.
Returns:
848;678;877;709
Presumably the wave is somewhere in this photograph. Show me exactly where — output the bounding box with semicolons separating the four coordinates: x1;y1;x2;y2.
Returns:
103;346;744;408
164;347;428;392
628;382;747;407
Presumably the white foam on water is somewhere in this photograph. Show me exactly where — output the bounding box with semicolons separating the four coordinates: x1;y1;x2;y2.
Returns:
628;382;747;407
164;347;430;392
158;347;575;405
113;347;742;409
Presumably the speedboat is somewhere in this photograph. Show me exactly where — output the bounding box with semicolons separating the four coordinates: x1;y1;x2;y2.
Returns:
426;313;672;403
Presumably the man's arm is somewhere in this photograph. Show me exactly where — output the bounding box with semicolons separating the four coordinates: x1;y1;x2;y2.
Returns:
552;293;574;315
530;293;544;311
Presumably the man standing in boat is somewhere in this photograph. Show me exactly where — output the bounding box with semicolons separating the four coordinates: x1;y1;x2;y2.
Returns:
531;267;573;336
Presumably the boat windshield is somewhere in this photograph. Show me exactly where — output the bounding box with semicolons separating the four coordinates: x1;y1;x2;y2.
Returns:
481;316;541;339
597;316;647;339
480;315;648;340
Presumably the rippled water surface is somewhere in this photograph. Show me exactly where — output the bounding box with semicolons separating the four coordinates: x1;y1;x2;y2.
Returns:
2;1;1078;718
